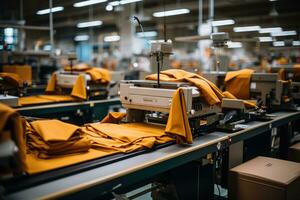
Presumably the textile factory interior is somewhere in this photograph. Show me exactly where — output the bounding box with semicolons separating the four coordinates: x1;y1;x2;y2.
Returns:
1;0;300;199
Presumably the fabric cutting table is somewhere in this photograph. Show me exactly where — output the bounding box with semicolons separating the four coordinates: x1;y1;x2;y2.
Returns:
4;111;300;200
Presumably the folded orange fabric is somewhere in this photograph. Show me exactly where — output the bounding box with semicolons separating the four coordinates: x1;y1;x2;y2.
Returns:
101;112;127;123
71;74;87;100
0;103;27;173
165;88;193;144
224;69;254;99
19;95;75;106
45;73;57;93
86;68;111;84
0;72;22;87
146;69;223;105
222;91;257;109
64;63;91;72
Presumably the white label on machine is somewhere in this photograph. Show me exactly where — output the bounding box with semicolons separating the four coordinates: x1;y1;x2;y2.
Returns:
250;82;256;89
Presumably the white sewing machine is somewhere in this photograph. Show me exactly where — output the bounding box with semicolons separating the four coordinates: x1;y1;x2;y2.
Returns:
120;80;221;135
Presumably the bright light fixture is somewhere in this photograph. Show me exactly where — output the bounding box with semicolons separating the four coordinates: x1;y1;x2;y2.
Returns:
293;41;300;46
153;9;190;18
259;27;282;34
74;35;90;41
77;20;103;28
73;0;107;7
5;36;14;44
212;19;235;27
104;35;120;42
4;28;14;37
43;44;52;51
259;37;273;42
227;41;242;48
109;1;120;6
106;4;113;11
136;31;157;38
273;41;285;47
233;26;261;32
271;31;297;37
119;0;142;5
37;6;64;15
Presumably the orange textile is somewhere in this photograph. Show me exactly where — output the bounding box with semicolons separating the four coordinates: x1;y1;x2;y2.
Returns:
0;72;22;87
86;68;111;84
71;74;87;100
2;65;32;85
64;63;91;72
101;112;127;123
0;103;27;173
45;73;57;93
165;88;193;144
222;91;257;109
224;69;254;99
146;69;223;105
19;95;75;106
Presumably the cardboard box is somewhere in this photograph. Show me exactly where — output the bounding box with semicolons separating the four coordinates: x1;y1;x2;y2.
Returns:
289;142;300;163
229;156;300;200
2;65;32;85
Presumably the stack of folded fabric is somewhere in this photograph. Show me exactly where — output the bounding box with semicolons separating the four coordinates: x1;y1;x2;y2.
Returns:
26;119;91;158
85;122;174;153
19;95;76;106
0;72;22;87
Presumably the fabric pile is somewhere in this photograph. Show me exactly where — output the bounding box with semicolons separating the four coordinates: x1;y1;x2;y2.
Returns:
19;95;76;106
26;119;91;159
0;72;22;87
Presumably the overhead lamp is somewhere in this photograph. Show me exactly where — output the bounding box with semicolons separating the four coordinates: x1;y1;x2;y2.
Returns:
211;19;235;27
4;28;14;37
269;0;278;1
119;0;142;5
73;0;107;7
37;6;64;15
227;41;242;48
104;35;120;42
293;41;300;46
74;35;89;41
259;27;282;34
259;37;273;42
77;20;103;28
109;1;120;6
43;44;52;51
233;26;261;32
153;8;190;18
273;41;285;47
271;31;297;37
136;31;157;38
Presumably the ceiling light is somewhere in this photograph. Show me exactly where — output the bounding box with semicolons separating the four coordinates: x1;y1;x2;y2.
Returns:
74;35;89;41
109;1;120;6
106;4;113;11
227;41;242;48
259;27;282;34
153;9;190;18
77;20;103;28
73;0;107;7
212;19;235;27
233;26;261;32
43;44;52;51
4;28;14;37
269;0;278;1
136;31;157;38
293;41;300;46
37;6;64;15
104;35;120;42
259;37;273;42
273;41;285;47
119;0;142;5
271;31;297;37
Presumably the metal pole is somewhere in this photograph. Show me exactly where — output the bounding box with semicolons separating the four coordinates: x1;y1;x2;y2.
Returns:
49;0;54;56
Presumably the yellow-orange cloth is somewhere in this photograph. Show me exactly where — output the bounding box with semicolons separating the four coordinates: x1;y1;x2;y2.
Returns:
146;69;223;105
0;103;27;172
224;69;254;99
0;72;22;87
71;74;87;100
26;120;91;159
278;68;286;80
19;95;75;106
86;68;111;84
222;91;257;109
165;88;193;144
45;73;57;93
101;112;126;123
86;122;173;153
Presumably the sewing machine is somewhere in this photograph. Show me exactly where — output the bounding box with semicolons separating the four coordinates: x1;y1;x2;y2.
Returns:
120;80;221;136
203;72;298;112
